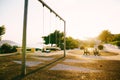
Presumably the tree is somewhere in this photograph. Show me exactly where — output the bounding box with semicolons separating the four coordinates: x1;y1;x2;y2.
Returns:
66;37;80;49
42;30;64;47
97;30;114;43
0;25;5;41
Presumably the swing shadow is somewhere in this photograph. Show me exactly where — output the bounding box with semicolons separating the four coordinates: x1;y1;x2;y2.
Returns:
12;56;65;80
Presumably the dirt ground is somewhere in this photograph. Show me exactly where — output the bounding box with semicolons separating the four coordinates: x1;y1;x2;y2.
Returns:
0;50;120;80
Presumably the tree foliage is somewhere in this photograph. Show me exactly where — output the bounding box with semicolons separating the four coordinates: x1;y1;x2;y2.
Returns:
42;30;64;47
0;43;18;53
110;41;120;47
97;30;114;43
0;25;5;41
42;30;81;50
66;37;80;49
80;39;96;48
97;30;120;47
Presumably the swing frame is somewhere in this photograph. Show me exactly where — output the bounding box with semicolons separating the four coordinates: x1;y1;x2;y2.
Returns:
40;0;66;56
21;0;66;76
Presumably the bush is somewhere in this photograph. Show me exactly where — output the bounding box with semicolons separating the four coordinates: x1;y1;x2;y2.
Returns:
116;41;120;47
26;48;31;51
36;48;41;51
80;46;85;50
0;43;18;53
110;41;120;47
11;45;18;52
98;45;104;50
1;43;12;53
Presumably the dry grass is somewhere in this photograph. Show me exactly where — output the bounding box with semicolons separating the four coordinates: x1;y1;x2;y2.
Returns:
22;70;120;80
0;51;120;80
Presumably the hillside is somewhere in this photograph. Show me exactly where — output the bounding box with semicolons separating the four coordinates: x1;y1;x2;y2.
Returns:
0;40;20;46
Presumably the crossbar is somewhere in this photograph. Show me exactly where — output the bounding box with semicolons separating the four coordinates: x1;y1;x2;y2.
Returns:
38;0;65;22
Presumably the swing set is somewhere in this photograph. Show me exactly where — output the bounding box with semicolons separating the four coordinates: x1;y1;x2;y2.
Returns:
42;4;63;53
21;0;66;76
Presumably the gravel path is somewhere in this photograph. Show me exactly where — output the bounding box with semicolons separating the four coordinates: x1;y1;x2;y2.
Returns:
13;61;42;67
50;64;101;73
32;57;54;61
63;59;95;63
0;53;18;56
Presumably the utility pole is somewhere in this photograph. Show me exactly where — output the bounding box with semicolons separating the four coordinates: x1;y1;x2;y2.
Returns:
21;0;28;76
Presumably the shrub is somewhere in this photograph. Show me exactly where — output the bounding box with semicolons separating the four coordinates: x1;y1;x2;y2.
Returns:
26;48;31;51
0;43;18;53
80;46;85;50
98;45;104;50
1;43;12;53
116;41;120;47
110;41;120;47
11;45;18;52
36;48;41;51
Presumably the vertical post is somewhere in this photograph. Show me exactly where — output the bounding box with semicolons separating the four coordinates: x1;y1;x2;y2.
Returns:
64;21;66;57
42;4;45;52
49;11;52;45
21;0;28;76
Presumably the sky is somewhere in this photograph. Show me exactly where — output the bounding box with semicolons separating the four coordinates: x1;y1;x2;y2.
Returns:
0;0;120;45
